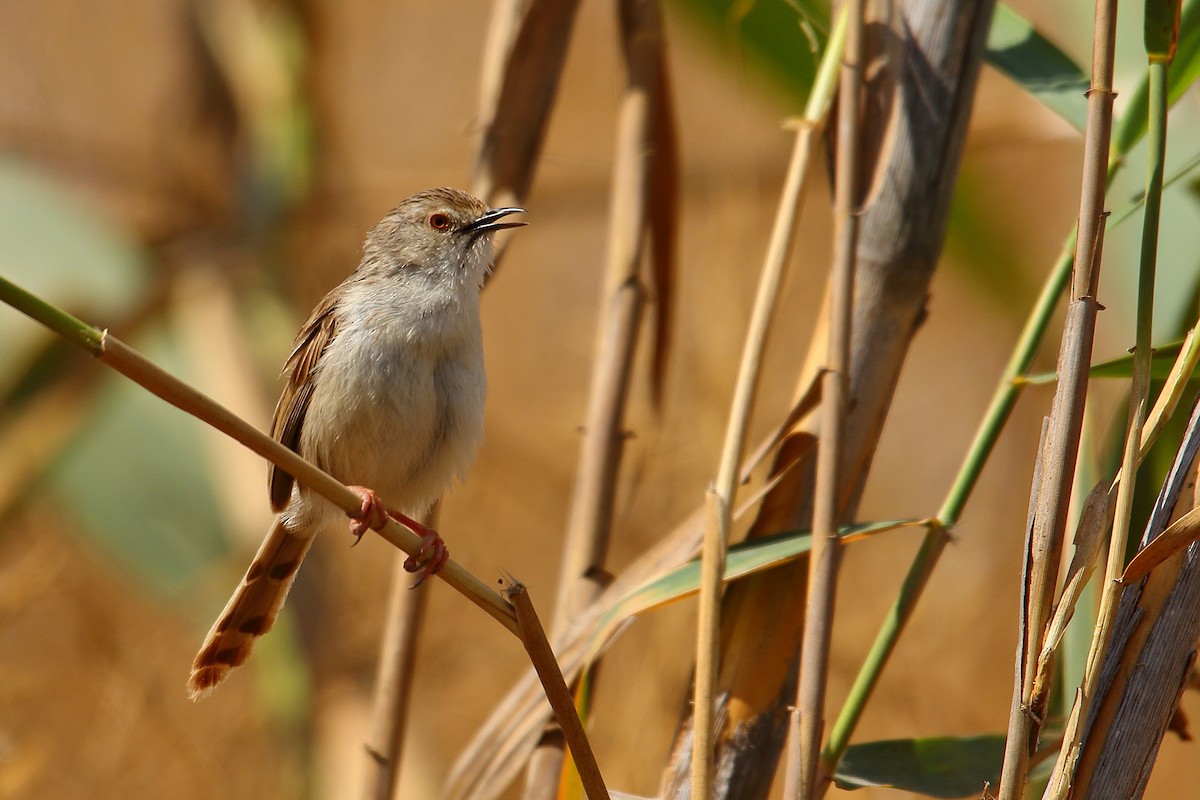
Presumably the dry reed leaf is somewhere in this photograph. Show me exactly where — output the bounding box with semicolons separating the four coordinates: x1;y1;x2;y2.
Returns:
1121;506;1200;584
633;3;679;409
471;0;583;211
740;370;824;484
1140;326;1200;460
445;508;706;800
1036;481;1112;672
445;510;921;799
734;433;818;518
1064;400;1200;796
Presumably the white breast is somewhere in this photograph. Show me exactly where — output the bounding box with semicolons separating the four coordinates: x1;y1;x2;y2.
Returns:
299;278;486;517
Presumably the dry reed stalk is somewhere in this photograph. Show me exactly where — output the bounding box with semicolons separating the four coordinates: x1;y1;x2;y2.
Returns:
505;580;610;800
996;0;1119;795
690;9;846;793
362;508;434;800
1067;399;1200;799
472;0;582;216
522;2;676;796
1039;327;1199;799
689;114;827;800
790;0;862;795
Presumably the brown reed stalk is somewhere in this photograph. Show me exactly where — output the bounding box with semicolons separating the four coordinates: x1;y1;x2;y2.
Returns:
790;0;862;795
506;580;611;800
362;507;434;800
996;0;1120;795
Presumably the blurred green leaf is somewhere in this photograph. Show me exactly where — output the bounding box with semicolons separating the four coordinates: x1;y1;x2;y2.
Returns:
0;158;148;387
0;159;226;593
1114;0;1200;158
834;734;1004;797
667;0;829;107
48;325;228;595
986;4;1090;132
598;519;924;633
1024;338;1186;384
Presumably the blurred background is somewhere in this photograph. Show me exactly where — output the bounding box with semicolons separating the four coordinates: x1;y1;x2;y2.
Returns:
0;1;1197;798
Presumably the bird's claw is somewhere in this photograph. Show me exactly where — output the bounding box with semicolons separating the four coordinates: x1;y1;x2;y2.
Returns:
345;486;450;585
347;486;389;546
405;530;449;588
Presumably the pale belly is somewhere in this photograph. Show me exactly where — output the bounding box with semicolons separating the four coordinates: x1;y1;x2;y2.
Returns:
298;331;485;517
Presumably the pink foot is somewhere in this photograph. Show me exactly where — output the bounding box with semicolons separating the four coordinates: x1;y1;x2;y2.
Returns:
347;486;389;545
345;486;450;587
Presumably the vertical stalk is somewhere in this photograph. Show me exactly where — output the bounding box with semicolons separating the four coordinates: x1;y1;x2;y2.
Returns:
792;1;862;797
996;0;1119;795
363;536;432;800
1045;15;1175;792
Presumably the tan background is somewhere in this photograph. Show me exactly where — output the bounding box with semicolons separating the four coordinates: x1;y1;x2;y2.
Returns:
0;1;1195;798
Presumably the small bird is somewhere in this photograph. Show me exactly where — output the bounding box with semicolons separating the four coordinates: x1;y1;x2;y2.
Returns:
188;188;524;699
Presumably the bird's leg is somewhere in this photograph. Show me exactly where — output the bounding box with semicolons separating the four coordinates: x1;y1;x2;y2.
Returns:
347;486;390;544
346;486;449;586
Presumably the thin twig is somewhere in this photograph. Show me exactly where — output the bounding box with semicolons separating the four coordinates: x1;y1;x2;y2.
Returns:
504;580;610;800
996;0;1120;795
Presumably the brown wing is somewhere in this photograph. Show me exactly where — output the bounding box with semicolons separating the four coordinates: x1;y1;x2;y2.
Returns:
268;291;339;511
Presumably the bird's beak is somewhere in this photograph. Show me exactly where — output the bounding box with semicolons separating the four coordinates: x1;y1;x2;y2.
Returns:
463;206;526;234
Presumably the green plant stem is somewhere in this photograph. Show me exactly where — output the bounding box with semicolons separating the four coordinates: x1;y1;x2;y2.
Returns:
0;276;104;354
823;228;1075;767
1137;62;1168;361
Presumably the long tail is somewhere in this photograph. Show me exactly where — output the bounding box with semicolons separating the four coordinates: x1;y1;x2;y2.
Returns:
188;516;314;700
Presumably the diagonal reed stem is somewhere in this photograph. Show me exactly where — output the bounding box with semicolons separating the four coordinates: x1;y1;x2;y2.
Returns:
0;277;522;624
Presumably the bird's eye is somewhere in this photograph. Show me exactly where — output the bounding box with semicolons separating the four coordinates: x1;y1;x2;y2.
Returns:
428;213;452;231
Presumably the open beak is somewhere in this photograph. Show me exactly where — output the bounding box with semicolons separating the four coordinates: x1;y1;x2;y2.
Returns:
463;206;526;234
